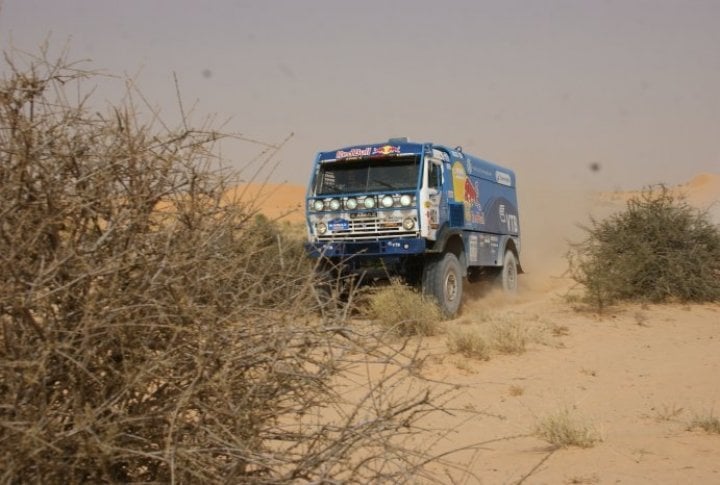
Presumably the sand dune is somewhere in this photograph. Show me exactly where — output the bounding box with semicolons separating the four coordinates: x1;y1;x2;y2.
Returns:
224;183;307;222
598;172;720;223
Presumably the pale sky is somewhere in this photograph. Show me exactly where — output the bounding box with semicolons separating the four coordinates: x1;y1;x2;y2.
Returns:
2;0;719;190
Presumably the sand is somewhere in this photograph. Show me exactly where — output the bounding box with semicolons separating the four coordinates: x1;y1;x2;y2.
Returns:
246;173;720;483
224;182;307;222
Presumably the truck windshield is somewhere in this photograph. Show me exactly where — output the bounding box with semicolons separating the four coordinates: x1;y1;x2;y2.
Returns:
315;155;420;195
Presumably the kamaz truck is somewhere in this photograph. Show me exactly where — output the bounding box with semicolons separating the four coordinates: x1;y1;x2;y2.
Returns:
305;138;521;316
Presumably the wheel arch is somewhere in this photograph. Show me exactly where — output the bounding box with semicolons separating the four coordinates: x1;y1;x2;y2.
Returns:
428;225;467;273
502;237;523;274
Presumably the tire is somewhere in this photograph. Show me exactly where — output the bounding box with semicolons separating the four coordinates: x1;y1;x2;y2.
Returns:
422;252;463;317
495;250;518;293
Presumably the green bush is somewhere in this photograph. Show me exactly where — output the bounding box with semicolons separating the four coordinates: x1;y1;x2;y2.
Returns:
568;187;720;309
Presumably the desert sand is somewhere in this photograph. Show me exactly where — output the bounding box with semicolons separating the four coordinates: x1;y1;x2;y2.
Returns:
247;173;720;483
224;183;307;223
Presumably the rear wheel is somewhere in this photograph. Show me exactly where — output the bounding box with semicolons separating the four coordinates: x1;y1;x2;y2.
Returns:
422;252;463;317
495;250;518;293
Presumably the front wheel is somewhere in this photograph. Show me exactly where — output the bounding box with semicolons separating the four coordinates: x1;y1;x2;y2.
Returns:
495;250;518;293
422;252;463;318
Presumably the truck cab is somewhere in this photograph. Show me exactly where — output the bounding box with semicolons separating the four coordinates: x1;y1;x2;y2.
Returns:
306;138;521;316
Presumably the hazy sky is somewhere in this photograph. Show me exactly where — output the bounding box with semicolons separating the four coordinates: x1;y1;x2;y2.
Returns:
2;0;719;190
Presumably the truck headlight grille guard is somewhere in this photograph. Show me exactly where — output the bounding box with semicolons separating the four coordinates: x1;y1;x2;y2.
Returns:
317;215;418;241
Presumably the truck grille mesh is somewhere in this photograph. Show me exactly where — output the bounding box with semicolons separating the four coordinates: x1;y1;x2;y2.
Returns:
318;217;417;241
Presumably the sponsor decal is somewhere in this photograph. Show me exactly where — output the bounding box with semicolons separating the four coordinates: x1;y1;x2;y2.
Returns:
464;177;477;202
372;145;401;156
452;161;486;227
327;219;350;231
499;204;506;224
335;145;402;159
495;171;512;186
451;162;467;202
507;214;519;233
469;235;478;262
336;147;372;158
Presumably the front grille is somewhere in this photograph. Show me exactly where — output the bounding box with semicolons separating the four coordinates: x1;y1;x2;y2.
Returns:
318;216;417;241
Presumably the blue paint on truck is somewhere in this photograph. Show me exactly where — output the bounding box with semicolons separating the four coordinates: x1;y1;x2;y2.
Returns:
306;138;521;316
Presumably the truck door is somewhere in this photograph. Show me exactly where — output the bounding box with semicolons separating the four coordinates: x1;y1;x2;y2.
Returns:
420;155;445;240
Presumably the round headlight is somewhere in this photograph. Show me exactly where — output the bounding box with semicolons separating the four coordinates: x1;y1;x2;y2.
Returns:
345;198;358;210
402;217;415;230
400;194;412;207
329;199;341;211
363;197;376;209
381;195;394;208
317;222;327;235
313;200;325;211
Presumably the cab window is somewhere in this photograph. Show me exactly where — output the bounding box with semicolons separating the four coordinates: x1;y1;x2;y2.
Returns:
428;161;442;190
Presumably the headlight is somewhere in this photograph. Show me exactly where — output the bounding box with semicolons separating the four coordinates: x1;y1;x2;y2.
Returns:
402;217;415;230
345;198;358;210
313;200;325;211
317;222;327;234
363;197;376;209
400;194;412;207
381;195;394;208
329;199;341;211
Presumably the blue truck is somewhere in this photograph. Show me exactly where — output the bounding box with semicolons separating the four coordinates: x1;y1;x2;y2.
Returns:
305;138;521;316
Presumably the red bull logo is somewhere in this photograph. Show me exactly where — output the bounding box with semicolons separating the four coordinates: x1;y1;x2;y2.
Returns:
372;145;401;156
464;177;478;202
336;147;372;158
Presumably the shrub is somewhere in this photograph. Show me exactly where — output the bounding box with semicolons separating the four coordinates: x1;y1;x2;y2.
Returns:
534;409;601;449
0;51;442;483
367;281;441;336
688;412;720;434
487;316;528;354
446;327;490;359
568;187;720;309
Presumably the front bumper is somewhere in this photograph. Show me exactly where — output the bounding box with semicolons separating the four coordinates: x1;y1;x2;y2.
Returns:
306;237;426;258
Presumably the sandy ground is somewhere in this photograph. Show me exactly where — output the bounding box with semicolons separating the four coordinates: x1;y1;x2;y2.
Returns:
419;281;720;484
247;173;720;484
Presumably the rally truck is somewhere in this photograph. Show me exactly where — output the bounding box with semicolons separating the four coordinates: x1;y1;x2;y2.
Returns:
305;138;521;316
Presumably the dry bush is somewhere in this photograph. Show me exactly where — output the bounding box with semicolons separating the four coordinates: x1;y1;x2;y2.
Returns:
653;403;684;422
688;412;720;434
366;281;441;337
446;327;490;360
0;51;449;483
533;409;601;449
446;314;543;360
568;187;720;310
487;316;529;355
